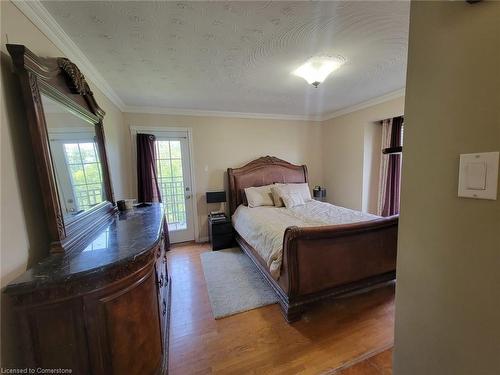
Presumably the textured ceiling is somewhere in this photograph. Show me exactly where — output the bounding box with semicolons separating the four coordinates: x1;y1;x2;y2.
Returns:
41;1;409;117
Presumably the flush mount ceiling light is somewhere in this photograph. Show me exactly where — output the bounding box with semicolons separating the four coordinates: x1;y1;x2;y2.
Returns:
292;55;345;88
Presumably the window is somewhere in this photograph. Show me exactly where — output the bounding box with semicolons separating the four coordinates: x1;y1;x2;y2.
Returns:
63;142;104;211
155;140;187;231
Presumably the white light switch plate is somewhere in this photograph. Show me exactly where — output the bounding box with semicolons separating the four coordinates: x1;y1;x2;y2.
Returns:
458;151;499;200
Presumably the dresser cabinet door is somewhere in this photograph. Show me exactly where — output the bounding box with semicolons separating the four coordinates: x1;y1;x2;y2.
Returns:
155;235;169;351
84;269;163;375
17;299;90;373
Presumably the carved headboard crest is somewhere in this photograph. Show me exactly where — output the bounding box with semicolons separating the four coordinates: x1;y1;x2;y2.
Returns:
255;156;286;165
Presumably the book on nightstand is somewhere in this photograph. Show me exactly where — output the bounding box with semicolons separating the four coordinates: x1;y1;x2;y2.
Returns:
209;211;227;222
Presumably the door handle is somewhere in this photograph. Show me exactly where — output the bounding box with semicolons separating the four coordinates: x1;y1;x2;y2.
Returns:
185;195;191;199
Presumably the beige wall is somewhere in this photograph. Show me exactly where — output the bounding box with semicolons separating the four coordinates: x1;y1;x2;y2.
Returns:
322;97;405;212
393;2;500;375
124;113;323;240
0;1;127;366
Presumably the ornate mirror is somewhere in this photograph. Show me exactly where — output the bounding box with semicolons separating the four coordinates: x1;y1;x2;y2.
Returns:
7;44;116;254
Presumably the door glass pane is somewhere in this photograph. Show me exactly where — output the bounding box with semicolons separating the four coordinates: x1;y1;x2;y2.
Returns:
155;140;187;231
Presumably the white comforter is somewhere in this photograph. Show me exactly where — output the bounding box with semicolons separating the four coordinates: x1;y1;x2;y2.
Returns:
232;200;379;279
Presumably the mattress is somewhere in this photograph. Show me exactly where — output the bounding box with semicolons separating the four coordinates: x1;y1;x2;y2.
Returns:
232;200;379;279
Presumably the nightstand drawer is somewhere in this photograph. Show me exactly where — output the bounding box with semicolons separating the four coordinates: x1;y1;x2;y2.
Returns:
211;221;233;235
212;233;235;251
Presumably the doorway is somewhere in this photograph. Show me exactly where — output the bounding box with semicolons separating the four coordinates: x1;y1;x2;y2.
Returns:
132;127;197;244
153;132;195;243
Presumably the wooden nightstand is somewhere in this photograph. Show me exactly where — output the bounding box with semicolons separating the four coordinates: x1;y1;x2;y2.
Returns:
208;216;235;250
313;187;327;202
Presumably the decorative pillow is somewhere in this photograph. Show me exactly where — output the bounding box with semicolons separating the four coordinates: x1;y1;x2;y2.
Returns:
271;183;286;207
244;185;275;207
287;183;312;201
281;192;305;208
271;183;312;207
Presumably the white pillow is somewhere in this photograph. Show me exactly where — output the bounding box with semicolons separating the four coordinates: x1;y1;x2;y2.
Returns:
244;185;275;207
271;183;312;207
281;192;305;208
270;183;286;207
289;183;312;201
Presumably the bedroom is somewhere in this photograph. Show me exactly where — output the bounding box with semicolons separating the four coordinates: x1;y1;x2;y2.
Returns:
1;1;499;375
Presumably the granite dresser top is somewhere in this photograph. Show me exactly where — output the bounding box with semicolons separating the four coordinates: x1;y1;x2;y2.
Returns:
5;204;164;294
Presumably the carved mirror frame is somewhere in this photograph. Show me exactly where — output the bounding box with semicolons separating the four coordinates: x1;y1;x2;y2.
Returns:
8;44;116;254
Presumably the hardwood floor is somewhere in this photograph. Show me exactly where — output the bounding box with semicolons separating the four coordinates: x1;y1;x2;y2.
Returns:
331;349;393;375
167;242;395;375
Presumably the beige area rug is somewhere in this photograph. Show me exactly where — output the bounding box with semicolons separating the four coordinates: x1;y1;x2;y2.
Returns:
200;247;278;319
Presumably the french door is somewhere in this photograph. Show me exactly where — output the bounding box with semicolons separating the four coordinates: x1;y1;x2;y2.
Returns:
153;131;195;243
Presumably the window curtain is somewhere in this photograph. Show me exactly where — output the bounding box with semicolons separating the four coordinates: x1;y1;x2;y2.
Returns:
136;133;170;250
137;133;162;203
377;116;404;216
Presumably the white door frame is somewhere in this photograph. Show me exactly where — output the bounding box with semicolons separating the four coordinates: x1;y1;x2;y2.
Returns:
130;126;199;243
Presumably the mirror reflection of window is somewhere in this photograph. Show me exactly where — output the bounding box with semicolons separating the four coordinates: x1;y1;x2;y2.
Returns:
82;228;110;252
63;142;103;212
41;94;105;224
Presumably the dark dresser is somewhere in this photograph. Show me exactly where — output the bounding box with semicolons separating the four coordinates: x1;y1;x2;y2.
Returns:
208;216;235;250
4;45;170;374
4;204;170;375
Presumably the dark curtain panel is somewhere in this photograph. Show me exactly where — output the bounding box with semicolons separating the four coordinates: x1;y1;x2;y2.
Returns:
137;134;171;249
382;116;404;216
137;133;162;203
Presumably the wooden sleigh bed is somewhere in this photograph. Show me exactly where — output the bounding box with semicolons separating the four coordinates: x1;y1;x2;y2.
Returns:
227;156;398;322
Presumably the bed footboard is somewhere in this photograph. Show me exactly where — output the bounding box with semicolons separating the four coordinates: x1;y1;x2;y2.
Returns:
277;216;398;322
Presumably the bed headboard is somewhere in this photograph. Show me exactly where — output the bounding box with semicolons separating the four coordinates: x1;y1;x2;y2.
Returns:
227;156;308;215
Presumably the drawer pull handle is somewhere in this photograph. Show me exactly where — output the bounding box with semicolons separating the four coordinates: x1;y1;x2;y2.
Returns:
162;300;167;316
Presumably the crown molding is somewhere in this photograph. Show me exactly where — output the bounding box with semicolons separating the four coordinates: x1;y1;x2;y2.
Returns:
321;88;405;121
13;0;126;111
124;88;405;122
123;105;322;122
